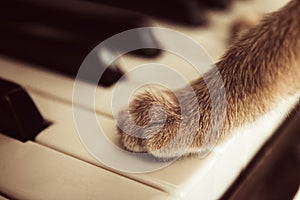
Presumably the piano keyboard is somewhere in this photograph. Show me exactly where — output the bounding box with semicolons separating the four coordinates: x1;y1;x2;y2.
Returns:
1;0;299;199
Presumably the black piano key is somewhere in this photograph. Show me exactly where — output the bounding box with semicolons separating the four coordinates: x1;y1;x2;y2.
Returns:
0;79;48;142
0;25;123;87
199;0;233;9
0;0;161;86
0;0;161;58
88;0;208;26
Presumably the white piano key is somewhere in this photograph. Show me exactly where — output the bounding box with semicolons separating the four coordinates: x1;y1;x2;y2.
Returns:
0;57;115;117
0;195;8;200
30;85;300;199
119;52;203;83
0;134;169;200
294;187;300;200
0;52;199;118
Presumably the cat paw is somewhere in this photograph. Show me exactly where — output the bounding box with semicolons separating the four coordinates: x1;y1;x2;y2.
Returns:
116;90;190;160
116;86;217;161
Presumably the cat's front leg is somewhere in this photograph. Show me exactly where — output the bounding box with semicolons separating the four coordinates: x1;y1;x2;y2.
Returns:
117;0;300;161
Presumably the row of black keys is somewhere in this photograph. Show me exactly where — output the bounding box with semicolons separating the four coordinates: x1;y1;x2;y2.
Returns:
0;0;233;87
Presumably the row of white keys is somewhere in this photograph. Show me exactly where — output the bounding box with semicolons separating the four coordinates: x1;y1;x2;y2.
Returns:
0;134;169;200
0;52;201;120
25;82;299;199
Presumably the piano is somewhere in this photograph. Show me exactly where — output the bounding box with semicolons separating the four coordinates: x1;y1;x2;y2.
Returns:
0;0;299;199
